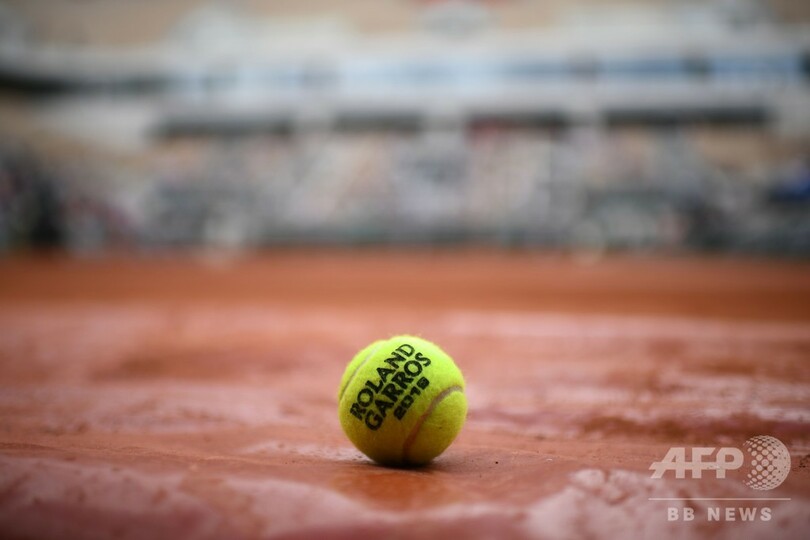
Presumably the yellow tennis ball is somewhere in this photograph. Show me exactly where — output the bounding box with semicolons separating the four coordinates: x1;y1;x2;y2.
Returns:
337;335;467;466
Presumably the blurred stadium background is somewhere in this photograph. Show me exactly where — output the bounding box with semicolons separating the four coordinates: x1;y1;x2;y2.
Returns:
0;0;808;255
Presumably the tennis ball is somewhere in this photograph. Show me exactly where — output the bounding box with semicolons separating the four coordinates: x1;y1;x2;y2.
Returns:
338;335;466;466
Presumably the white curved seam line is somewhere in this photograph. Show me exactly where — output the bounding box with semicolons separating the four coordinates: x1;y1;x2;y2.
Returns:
338;342;384;404
402;385;463;464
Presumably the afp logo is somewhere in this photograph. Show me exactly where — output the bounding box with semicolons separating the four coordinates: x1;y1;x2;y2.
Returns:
650;435;791;490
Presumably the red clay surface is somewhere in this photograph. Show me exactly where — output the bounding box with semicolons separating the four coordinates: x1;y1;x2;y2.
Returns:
0;251;808;539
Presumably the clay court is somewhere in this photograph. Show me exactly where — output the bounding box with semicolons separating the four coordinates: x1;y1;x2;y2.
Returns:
0;252;808;539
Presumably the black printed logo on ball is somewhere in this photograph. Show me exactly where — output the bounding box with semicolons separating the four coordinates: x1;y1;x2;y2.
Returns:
349;343;431;431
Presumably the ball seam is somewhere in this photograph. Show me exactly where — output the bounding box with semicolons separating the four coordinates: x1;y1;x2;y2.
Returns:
401;385;464;464
338;341;384;404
